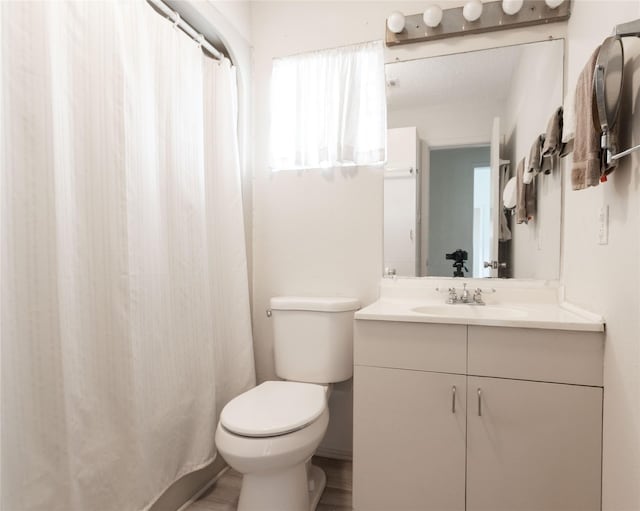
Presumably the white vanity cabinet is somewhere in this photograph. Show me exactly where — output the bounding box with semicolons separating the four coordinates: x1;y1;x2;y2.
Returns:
354;366;466;511
466;376;602;511
353;320;604;511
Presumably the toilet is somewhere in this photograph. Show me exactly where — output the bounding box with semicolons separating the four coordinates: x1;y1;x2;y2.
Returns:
215;296;360;511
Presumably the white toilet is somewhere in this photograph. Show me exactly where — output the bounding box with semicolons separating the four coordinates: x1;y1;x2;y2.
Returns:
215;296;360;511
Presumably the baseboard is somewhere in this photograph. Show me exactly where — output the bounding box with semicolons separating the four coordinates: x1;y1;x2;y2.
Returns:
175;460;229;511
177;468;228;511
315;447;352;461
149;455;228;511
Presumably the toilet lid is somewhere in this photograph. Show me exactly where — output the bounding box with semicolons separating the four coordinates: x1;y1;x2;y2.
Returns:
220;381;327;437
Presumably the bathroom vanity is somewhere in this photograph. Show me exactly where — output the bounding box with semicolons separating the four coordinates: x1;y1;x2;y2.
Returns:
352;280;604;511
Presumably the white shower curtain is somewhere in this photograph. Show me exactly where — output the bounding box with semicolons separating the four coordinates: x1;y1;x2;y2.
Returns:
0;2;255;510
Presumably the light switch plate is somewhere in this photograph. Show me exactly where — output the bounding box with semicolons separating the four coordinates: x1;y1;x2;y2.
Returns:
598;205;609;245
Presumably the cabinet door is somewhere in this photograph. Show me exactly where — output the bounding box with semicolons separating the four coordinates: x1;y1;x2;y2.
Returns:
353;365;466;511
467;376;602;511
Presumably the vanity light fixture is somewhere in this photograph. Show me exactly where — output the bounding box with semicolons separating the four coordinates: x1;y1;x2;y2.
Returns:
423;5;444;28
385;0;571;46
386;11;406;34
502;0;524;15
462;0;483;22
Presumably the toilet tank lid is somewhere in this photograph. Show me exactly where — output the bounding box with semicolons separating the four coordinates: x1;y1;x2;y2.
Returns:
270;296;360;312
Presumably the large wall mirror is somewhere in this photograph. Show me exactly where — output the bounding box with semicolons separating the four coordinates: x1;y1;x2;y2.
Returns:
384;39;564;279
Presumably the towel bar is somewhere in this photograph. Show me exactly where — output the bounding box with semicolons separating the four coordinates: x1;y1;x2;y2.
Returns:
611;143;640;161
384;166;416;177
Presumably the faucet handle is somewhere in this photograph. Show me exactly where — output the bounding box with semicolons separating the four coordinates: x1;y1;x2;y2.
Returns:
446;287;458;304
473;287;496;305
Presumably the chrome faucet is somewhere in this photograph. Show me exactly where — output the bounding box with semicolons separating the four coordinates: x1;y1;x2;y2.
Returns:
460;283;472;303
441;283;495;305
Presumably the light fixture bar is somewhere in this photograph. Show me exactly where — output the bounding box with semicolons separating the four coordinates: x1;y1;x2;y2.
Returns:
385;0;571;47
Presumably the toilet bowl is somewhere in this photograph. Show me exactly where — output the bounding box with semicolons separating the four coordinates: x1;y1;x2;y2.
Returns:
214;296;359;511
215;381;330;511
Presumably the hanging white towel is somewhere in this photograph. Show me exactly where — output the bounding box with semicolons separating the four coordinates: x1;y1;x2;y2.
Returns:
499;163;512;242
562;87;576;144
503;177;517;209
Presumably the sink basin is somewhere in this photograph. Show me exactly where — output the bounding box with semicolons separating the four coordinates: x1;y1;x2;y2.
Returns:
411;304;528;319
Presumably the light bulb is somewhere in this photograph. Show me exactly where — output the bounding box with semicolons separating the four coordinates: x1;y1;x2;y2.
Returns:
423;5;443;28
545;0;565;8
463;0;483;22
387;11;406;34
502;0;523;15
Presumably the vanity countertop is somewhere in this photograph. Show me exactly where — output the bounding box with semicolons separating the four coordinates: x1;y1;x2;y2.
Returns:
355;299;605;332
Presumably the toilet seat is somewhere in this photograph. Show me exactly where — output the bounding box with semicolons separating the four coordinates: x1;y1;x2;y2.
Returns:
220;381;327;437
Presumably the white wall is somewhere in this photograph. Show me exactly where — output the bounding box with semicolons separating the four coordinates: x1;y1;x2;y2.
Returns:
208;1;252;44
502;39;564;280
562;2;640;510
250;1;566;458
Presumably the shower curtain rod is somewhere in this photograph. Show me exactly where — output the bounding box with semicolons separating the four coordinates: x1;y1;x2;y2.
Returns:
147;0;223;60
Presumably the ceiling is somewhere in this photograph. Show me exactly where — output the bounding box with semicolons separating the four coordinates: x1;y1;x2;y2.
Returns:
386;45;524;110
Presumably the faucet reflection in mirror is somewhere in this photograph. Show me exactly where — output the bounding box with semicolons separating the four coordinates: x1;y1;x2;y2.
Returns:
383;39;564;280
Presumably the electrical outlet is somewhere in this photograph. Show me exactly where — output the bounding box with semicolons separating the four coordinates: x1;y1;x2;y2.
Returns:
598;205;609;245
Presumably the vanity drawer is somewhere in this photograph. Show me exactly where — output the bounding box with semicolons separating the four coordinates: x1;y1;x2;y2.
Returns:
468;326;604;386
354;320;466;374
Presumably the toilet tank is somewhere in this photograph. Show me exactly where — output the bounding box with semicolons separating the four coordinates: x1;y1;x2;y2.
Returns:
270;296;360;384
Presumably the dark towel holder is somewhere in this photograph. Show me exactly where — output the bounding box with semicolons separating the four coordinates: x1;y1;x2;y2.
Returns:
595;19;640;165
614;19;640;38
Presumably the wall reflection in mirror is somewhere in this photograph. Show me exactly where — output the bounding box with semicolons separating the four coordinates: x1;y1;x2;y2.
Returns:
384;39;564;279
